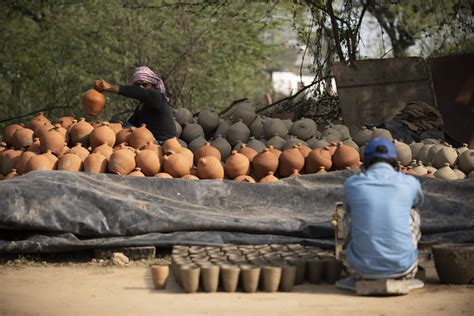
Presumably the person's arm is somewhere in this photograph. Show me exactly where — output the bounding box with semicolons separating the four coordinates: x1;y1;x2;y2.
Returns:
412;179;424;209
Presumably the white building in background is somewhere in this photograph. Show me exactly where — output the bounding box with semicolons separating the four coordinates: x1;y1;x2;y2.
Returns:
271;71;337;97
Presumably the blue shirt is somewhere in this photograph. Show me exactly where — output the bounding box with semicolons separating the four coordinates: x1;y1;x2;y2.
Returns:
344;162;423;278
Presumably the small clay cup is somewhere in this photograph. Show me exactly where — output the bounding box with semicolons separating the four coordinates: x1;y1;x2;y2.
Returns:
240;265;261;293
180;265;201;293
150;264;170;290
323;258;343;284
261;265;282;292
279;265;297;292
307;259;323;284
220;264;241;293
200;264;220;293
287;258;306;284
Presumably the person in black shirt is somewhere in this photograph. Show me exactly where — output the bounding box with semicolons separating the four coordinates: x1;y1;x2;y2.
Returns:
94;66;176;143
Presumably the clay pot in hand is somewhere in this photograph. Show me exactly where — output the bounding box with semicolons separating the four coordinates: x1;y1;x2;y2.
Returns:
163;137;181;154
135;149;161;176
2;124;24;147
128;167;145;177
16;151;37;175
82;88;105;116
225;151;250;179
109;148;136;175
68;143;90;162
259;171;279;183
234;175;256;183
127;124;155;149
197;156;224;180
332;143;360;170
57;153;83;172
150;264;170;290
279;146;305;177
195;143;222;165
200;264;220;293
237;144;258;162
25;154;53;172
240;265;261;293
305;146;332;173
84;153;108;173
40;124;65;155
163;152;191;178
69;118;94;147
12;128;34;149
90;122;116;149
252;148;279;180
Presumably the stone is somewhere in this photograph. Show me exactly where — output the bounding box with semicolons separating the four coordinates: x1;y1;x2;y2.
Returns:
356;279;410;296
94;246;156;260
112;252;130;266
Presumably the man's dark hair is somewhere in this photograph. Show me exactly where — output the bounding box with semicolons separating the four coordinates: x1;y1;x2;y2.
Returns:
363;145;399;171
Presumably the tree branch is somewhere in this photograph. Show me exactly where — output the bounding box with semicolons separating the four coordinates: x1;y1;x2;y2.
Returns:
0;105;72;124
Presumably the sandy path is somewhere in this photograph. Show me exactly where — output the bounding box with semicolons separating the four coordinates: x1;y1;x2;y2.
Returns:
0;264;472;316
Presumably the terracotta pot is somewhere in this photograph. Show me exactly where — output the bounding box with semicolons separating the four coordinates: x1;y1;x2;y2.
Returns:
261;266;281;292
252;148;279;180
16;151;37;175
181;121;205;144
296;144;311;159
109;148;136;175
181;174;200;180
108;122;123;135
180;265;201;293
234;175;256;183
69;118;94;147
150;264;169;290
240;265;261;293
155;172;173;179
458;150;474;174
290;118;317;141
12;128;34;149
342;138;359;151
259;171;279;183
195;143;222;165
425;163;437;174
27;138;42;154
432;145;458;169
200;264;220;293
432;244;474;284
68;143;90;162
2;124;24;147
83;153;108;173
332;143;360;170
225;151;250;179
90;122;116;149
237;144;258;162
246;137;266;154
266;134;286;151
174;107;193;125
128;124;155;149
263;118;288;139
279;146;305;177
163;137;181;154
128;167;145;177
413;161;428;176
220;265;241;293
57;153;82;172
90;143;112;160
25;154;53;172
141;141;163;158
4;168;18;180
425;170;435;178
41;150;58;170
198;109;220;134
434;163;458;180
27;112;50;131
279;265;296;292
232;100;256;126
39;124;65;155
306;259;323;284
322;258;343;284
135;149;161;176
227;120;250;146
1;149;22;175
82;88;105;116
186;135;205;153
58;144;70;158
267;145;282;160
283;136;307;151
57;116;76;129
305;146;332;173
163;152;191;178
286;258;306;284
249;115;265;138
178;147;194;168
288;169;301;177
115;128;133;146
197;156;224;180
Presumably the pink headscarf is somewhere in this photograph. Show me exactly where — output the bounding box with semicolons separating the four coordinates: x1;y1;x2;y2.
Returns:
132;66;166;94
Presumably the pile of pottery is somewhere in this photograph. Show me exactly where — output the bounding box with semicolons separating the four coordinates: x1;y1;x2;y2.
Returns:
170;244;343;293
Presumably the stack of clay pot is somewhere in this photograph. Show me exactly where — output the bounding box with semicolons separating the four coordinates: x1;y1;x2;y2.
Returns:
170;244;343;293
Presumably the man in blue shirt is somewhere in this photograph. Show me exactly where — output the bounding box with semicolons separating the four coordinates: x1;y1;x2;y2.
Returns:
336;138;423;290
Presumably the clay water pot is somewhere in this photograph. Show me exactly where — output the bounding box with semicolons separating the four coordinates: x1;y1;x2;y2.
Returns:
27;138;42;154
290;119;316;141
57;116;76;129
188;136;207;153
180;265;201;293
404;166;418;176
25;154;53;172
128;124;155;149
198;109;220;134
417;144;434;164
234;175;256;183
237;144;258;162
89;143;112;160
69;118;94;147
432;145;458;169
200;264;220;293
332;143;360;170
150;264;169;290
307;137;330;149
279;265;296;292
452;167;466;180
249;115;265;138
213;119;230;139
353;126;373;146
370;127;392;141
322;125;342;141
178;147;194;168
82;88;105;116
155;172;173;179
240;265;261;293
322;258;343;284
232;100;256;126
40;124;66;155
2;124;24;147
197;156;224;180
1;149;22;175
174;107;193;125
225;151;250;179
195;142;221;165
107;122;123;135
16;151;37;175
263;118;288;139
163;152;191;178
181;174;199;180
279;146;305;177
4;169;18;180
259;172;279;183
57;153;82;172
245;137;265;154
288;169;301;177
135;149;161;176
12;128;34;149
220;265;241;293
426;143;444;163
414;161;428;176
181;121;205;144
208;136;229;160
90;122;116;149
109;148;136;175
458;150;474;174
286;258;306;285
26;112;50;131
67;143;90;162
432;244;474;284
267;145;282;160
434;163;458;180
227;120;250;146
83;153;108;173
163;137;181;154
40;150;58;169
128;167;145;177
296;144;312;159
306;259;323;284
252;148;279;180
115;128;133;146
305;146;332;173
409;142;424;160
265;134;285;151
141;141;163;157
283;136;307;151
332;124;351;141
261;266;282;292
425;162;437;174
456;143;469;156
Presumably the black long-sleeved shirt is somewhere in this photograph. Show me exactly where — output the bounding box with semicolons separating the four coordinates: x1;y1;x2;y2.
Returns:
119;85;176;142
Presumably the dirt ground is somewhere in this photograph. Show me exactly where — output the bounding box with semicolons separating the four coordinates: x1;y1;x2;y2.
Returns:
0;257;472;316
